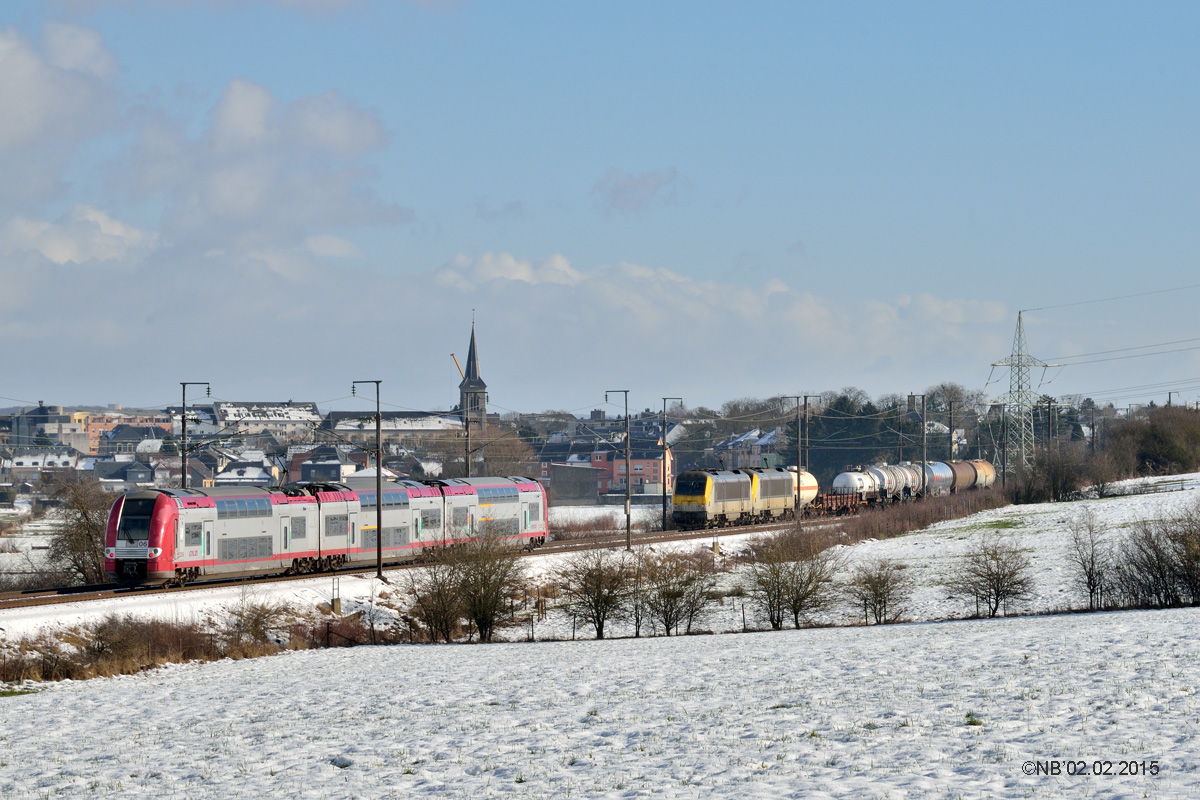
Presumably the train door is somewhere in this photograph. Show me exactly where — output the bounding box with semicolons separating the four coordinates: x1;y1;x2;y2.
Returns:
412;505;422;544
280;515;291;563
202;520;214;571
349;511;358;551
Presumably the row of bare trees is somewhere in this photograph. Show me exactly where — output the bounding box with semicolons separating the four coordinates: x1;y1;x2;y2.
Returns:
1067;505;1200;610
555;548;718;638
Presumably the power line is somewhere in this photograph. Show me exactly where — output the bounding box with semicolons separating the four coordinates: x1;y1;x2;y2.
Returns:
1046;336;1200;361
1022;282;1200;313
1045;344;1200;366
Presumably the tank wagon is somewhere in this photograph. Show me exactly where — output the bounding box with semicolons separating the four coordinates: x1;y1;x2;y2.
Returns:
104;475;548;586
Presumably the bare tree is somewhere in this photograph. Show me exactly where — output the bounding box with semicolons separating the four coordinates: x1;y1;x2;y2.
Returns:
1086;451;1122;498
745;529;843;629
744;537;792;630
445;530;526;642
628;547;651;638
407;560;462;643
1169;502;1200;605
45;473;111;585
780;529;843;629
481;433;538;477
946;533;1034;618
554;546;632;639
1113;518;1180;608
1067;509;1112;610
641;550;715;636
844;558;912;624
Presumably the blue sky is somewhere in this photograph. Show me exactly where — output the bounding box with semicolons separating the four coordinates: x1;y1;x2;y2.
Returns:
2;1;1200;417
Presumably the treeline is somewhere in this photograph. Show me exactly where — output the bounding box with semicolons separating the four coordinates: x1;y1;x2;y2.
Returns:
1011;405;1200;504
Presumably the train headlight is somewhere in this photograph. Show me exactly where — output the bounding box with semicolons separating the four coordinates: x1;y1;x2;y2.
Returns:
147;548;163;559
104;548;115;559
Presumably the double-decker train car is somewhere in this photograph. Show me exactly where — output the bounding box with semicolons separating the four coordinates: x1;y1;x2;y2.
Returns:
104;475;548;586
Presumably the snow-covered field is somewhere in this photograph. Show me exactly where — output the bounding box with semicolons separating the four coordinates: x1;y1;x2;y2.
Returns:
2;475;1200;798
1;608;1196;798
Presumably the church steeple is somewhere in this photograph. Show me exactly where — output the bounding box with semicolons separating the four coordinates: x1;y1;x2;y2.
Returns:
458;323;487;432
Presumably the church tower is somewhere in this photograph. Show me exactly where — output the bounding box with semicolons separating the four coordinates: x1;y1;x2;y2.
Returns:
458;324;487;432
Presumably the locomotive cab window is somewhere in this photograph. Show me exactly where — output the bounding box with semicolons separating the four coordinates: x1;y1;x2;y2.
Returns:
676;476;708;496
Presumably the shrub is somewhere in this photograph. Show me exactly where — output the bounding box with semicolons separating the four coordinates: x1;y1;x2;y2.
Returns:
745;528;842;630
1110;501;1200;608
554;547;632;640
443;531;526;642
640;550;716;636
844;558;912;624
946;533;1034;618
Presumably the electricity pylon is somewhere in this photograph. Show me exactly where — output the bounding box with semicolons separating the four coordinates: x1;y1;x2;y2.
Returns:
992;311;1052;471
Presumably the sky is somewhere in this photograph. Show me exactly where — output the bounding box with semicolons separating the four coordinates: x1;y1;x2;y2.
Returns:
3;1;1200;419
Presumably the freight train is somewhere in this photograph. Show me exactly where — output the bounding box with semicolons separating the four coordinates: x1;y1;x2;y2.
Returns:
671;460;995;530
104;475;548;586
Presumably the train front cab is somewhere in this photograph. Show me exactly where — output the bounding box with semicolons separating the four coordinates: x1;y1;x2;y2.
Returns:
104;490;179;585
672;471;712;530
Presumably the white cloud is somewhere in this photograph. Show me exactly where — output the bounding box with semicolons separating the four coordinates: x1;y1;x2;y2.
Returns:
126;77;408;253
0;205;158;265
0;25;116;207
290;90;386;157
42;22;118;80
305;234;362;258
211;78;275;154
439;252;584;288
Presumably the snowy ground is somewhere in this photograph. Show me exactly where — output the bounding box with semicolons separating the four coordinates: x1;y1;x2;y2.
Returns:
0;609;1196;798
1;475;1199;797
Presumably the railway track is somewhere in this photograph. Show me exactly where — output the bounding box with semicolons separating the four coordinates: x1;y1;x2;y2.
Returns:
0;518;819;613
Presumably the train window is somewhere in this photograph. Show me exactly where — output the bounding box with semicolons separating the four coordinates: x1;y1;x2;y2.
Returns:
422;508;442;529
256;498;270;516
292;517;307;539
325;514;348;536
184;522;202;547
675;476;707;496
452;507;468;528
359;492;376;509
217;536;272;562
526;502;541;523
236;499;249;518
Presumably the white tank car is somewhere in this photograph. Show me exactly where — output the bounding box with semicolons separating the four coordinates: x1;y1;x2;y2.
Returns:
788;466;820;509
897;463;924;494
865;465;897;498
832;470;878;502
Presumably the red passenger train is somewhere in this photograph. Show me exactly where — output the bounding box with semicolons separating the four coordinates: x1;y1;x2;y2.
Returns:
104;476;548;586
